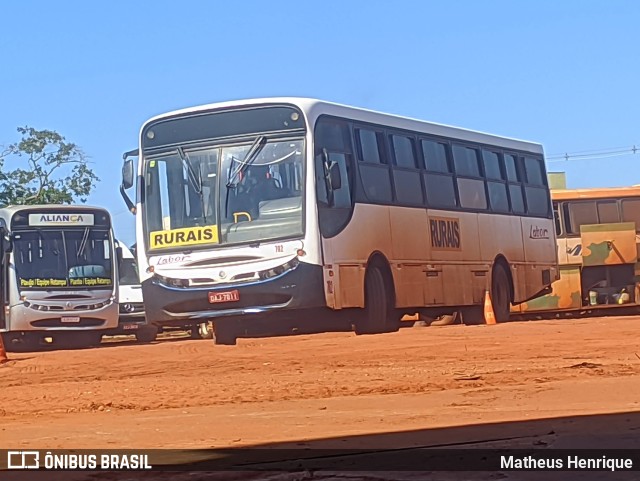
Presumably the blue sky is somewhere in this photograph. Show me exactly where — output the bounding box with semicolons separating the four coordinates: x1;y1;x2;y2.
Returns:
2;0;639;245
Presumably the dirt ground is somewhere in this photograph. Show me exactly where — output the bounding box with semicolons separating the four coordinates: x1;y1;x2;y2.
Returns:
3;315;640;480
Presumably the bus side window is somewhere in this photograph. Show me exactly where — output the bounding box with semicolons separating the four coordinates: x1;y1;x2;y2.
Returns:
314;118;354;237
482;149;509;213
562;203;573;234
523;156;551;217
621;198;640;231
504;153;526;214
568;201;597;234
596;200;619;223
390;133;423;206
452;144;487;210
422;139;457;208
314;119;353;208
355;127;392;203
553;202;562;236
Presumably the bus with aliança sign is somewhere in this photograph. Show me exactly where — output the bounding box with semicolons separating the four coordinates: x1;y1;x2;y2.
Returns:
0;205;119;350
120;97;558;344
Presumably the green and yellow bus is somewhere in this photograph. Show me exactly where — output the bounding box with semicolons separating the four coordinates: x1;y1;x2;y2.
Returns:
512;184;640;315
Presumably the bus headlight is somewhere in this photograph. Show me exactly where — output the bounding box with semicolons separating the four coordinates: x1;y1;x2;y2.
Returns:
154;273;190;288
88;300;111;310
24;303;49;311
258;257;299;281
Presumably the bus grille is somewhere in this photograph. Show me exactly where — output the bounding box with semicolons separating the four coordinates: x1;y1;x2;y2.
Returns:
30;318;106;328
24;300;111;311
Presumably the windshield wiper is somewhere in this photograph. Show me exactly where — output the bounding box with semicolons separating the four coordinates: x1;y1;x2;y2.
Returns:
225;136;267;219
76;227;90;258
226;135;267;189
177;147;211;224
177;147;203;194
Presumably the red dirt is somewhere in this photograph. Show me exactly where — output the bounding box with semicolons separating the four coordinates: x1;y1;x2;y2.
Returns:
3;316;640;479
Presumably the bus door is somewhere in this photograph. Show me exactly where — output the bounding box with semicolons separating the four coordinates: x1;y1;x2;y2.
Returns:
551;202;582;311
0;219;10;330
580;222;637;305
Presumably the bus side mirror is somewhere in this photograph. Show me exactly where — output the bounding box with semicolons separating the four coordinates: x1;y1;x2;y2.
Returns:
122;159;134;190
0;227;12;254
120;155;137;215
116;246;123;268
329;162;342;190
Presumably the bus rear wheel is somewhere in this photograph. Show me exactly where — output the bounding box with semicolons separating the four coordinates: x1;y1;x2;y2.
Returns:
355;265;395;335
491;262;512;323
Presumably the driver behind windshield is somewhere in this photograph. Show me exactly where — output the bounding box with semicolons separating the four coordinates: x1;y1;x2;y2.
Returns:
232;166;284;221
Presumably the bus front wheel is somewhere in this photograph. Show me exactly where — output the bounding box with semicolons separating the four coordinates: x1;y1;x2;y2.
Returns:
135;324;158;343
355;265;395;335
491;262;512;323
212;322;237;346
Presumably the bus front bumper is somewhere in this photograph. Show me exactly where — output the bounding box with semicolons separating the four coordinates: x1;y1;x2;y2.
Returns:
141;261;325;327
7;302;119;332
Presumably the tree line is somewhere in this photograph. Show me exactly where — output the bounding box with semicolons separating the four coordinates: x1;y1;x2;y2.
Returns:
0;127;99;207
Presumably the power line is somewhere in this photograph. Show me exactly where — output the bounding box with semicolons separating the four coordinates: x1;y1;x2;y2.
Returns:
546;145;640;162
111;208;134;217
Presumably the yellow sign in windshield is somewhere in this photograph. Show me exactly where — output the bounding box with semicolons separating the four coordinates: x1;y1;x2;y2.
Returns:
149;225;219;249
20;278;68;288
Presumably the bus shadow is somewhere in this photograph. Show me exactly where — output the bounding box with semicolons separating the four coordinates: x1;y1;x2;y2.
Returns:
162;411;640;480
3;329;195;353
4;411;640;480
10;306;640;353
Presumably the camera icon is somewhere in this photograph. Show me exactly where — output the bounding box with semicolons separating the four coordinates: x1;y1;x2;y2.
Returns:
7;451;40;469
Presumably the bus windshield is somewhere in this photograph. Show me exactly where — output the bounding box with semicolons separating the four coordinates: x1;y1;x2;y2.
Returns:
13;228;114;289
145;137;304;250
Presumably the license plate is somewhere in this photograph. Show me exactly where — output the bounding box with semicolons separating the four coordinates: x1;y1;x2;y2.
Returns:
61;316;81;323
208;290;240;304
122;323;139;330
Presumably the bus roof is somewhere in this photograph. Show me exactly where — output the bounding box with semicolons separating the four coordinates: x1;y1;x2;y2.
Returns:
141;97;544;155
551;185;640;201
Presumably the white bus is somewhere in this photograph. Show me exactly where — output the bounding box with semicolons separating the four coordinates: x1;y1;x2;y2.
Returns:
105;241;159;343
120;97;558;344
0;205;119;350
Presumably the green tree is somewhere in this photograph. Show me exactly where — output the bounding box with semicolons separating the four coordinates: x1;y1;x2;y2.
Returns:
0;126;99;206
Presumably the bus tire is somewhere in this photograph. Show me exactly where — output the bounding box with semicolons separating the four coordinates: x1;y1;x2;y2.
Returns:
355;265;393;335
89;333;103;347
135;324;158;343
212;322;237;345
491;262;512;323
